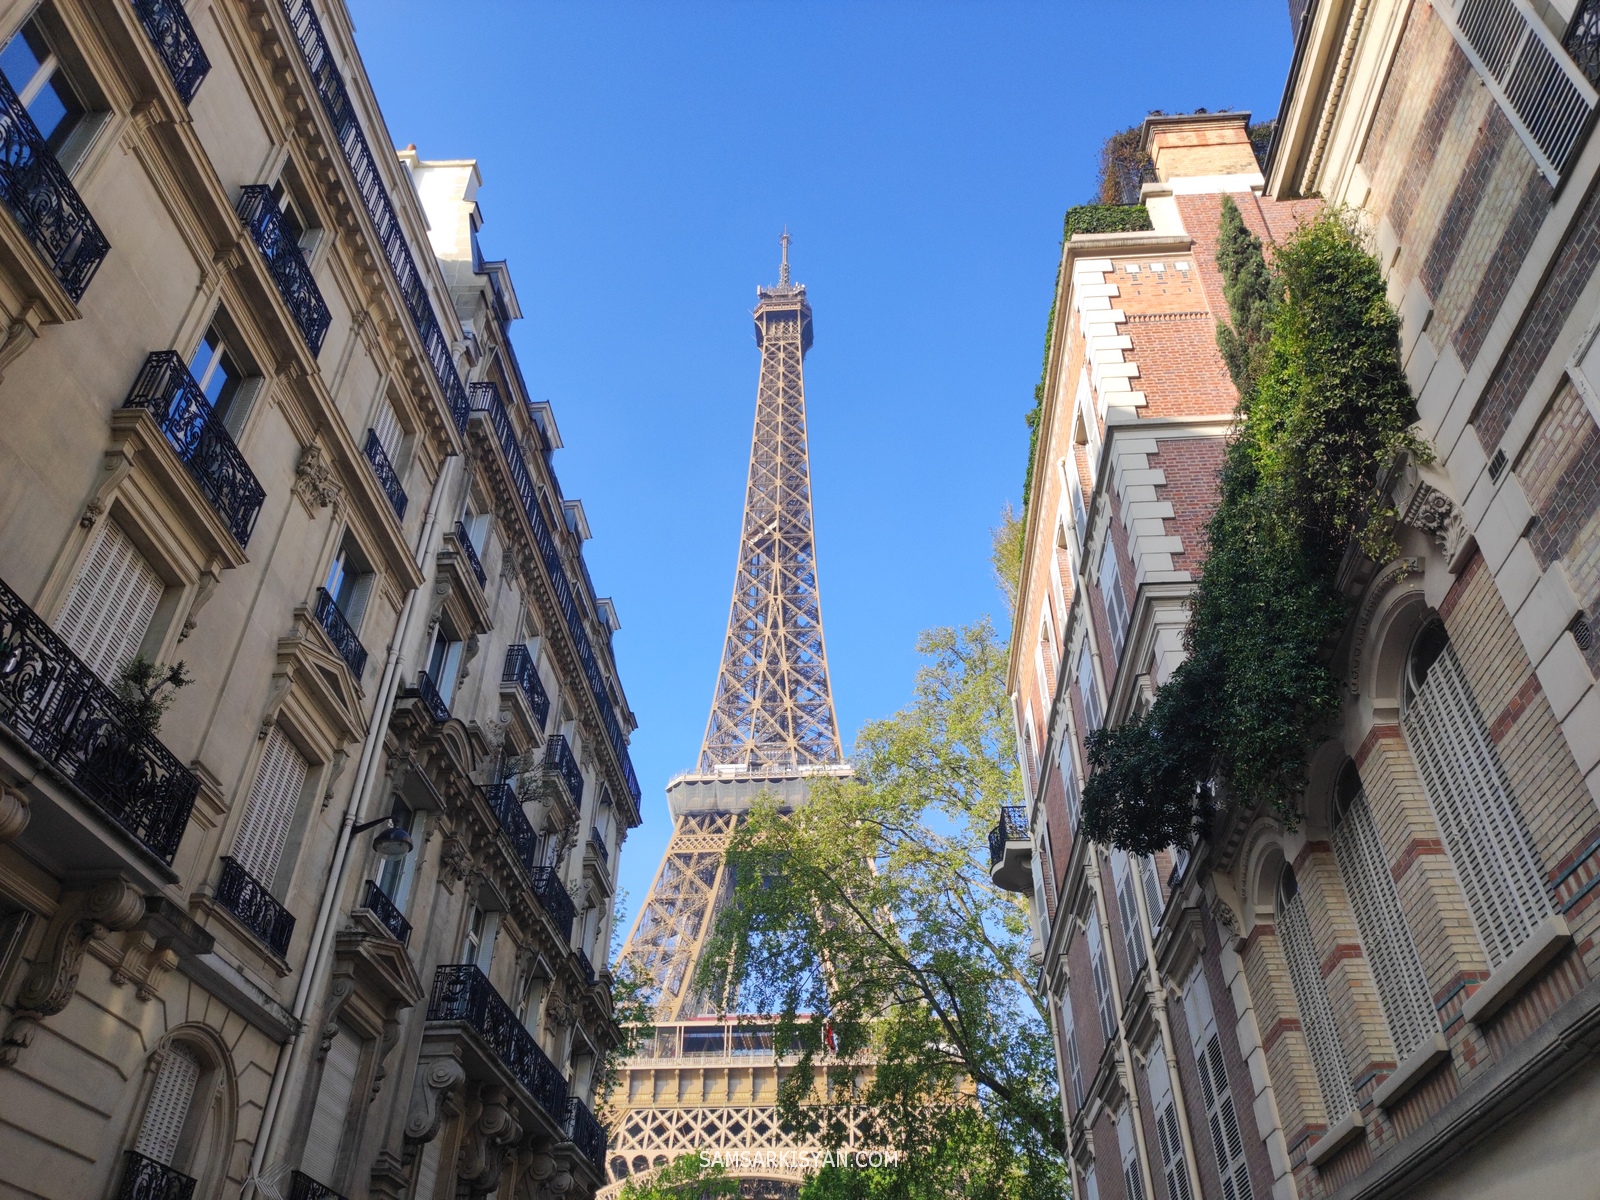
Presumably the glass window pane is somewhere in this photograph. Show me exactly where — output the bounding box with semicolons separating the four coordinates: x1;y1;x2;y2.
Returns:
0;26;45;96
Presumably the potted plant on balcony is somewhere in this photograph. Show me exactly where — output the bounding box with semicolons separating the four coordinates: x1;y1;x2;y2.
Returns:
114;654;191;737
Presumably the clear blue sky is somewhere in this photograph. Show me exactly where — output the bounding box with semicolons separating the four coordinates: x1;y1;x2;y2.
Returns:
345;0;1297;920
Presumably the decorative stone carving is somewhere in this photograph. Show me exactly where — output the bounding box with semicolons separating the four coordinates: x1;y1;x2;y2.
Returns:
104;929;179;1001
292;442;342;511
404;1055;466;1148
179;569;221;641
1401;478;1476;574
0;786;29;841
440;836;473;891
2;878;145;1064
456;1084;523;1197
544;990;577;1031
1347;555;1422;695
1210;894;1242;945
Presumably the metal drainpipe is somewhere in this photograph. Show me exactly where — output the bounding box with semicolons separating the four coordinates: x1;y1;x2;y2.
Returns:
244;452;458;1197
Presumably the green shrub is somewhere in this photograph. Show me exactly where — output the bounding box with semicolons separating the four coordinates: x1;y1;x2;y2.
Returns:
1062;204;1153;238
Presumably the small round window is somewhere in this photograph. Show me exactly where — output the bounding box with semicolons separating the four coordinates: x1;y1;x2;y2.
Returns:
1403;619;1450;713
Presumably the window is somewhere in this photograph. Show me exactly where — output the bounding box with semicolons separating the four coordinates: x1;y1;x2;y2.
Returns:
187;320;261;436
1149;1052;1194;1200
1330;760;1436;1062
0;14;96;161
1183;970;1253;1200
1116;1106;1146;1200
1083;1164;1100;1200
1140;855;1165;931
461;502;490;555
301;1023;359;1187
269;177;320;257
1088;912;1117;1043
232;726;309;889
324;535;374;630
56;520;163;683
515;966;547;1034
1100;537;1129;660
1060;749;1082;831
1113;850;1147;975
1059;990;1084;1107
370;396;404;467
424;622;464;708
134;1044;201;1167
1278;865;1355;1120
1401;621;1551;969
374;799;421;909
461;903;499;970
1077;645;1102;732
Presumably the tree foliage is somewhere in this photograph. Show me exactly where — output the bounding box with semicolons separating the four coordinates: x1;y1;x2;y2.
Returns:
699;621;1066;1200
1082;205;1426;853
114;654;190;736
616;1153;739;1200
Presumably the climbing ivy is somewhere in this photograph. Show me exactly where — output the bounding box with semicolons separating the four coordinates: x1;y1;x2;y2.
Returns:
1080;203;1427;854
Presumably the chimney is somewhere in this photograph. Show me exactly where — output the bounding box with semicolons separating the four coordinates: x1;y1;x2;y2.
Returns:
1140;112;1259;182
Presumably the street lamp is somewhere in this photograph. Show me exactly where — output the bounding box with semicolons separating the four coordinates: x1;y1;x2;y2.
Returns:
353;813;413;860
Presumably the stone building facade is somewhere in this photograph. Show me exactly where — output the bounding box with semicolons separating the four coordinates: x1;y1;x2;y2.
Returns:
0;3;638;1199
1003;8;1600;1188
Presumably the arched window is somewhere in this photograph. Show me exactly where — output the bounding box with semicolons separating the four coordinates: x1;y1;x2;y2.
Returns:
1400;621;1551;968
1330;761;1436;1061
1277;865;1355;1121
121;1034;233;1198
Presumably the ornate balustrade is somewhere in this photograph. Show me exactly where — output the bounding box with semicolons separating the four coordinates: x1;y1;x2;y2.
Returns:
565;1096;607;1173
216;857;294;957
427;964;568;1120
588;826;609;863
359;879;410;944
0;576;197;864
482;781;540;881
987;807;1028;868
314;587;367;677
116;1149;196;1200
530;866;576;942
543;734;583;811
453;520;486;587
131;0;210;104
0;71;108;301
416;669;449;724
123;352;265;546
363;428;408;520
287;1171;346;1200
236;185;330;354
502;644;550;729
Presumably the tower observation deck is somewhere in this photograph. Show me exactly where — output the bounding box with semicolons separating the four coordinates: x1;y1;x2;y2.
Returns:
603;237;860;1197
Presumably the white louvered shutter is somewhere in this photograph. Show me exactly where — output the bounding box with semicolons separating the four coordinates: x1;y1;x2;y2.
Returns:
1060;751;1082;830
1117;1107;1146;1200
371;397;403;464
1403;642;1550;968
1149;1052;1193;1200
56;522;163;683
1113;851;1147;973
301;1024;360;1186
1060;990;1084;1107
1333;790;1435;1060
1083;1164;1100;1200
1077;645;1102;732
231;726;308;886
1141;855;1165;930
1089;914;1117;1043
1100;538;1129;660
1280;884;1355;1120
1184;971;1252;1200
134;1044;200;1166
414;1135;441;1200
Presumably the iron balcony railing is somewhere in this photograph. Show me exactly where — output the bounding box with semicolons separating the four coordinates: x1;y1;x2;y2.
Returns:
502;644;550;729
216;857;294;957
531;866;576;942
0;575;197;864
0;71;108;301
287;1171;346;1200
314;587;367;678
987;806;1028;868
565;1096;607;1174
278;0;469;432
236;185;330;355
363;429;408;521
589;826;609;863
130;0;211;105
468;382;640;806
360;879;410;944
544;734;583;811
482;780;540;882
428;964;567;1120
575;946;596;987
123;352;265;546
1570;0;1600;86
116;1149;197;1200
416;669;450;724
453;520;487;587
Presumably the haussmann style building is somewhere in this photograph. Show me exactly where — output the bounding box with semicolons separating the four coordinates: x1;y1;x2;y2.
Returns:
0;2;640;1199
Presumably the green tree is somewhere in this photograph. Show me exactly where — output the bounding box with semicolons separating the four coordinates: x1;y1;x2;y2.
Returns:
114;654;190;737
699;620;1067;1200
616;1153;739;1200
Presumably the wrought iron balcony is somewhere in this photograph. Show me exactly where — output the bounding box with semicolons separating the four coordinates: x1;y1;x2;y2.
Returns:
544;734;583;810
502;644;550;730
416;669;450;724
989;806;1031;893
565;1096;607;1173
531;866;576;942
116;1149;197;1200
216;857;294;957
482;781;540;881
237;185;330;354
123;352;265;546
0;575;197;864
428;964;568;1120
453;521;487;587
588;826;609;864
0;72;108;302
363;428;408;520
314;587;367;678
287;1171;347;1200
131;0;210;104
360;878;410;944
575;946;596;987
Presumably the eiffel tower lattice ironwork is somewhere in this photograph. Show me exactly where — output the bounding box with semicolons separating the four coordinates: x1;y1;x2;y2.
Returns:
602;238;861;1198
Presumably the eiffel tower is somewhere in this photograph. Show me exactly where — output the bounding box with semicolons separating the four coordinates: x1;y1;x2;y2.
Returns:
602;237;858;1197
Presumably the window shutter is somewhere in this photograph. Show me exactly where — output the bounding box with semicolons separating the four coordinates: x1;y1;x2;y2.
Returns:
1116;1107;1146;1200
56;521;163;683
1089;915;1117;1043
1060;991;1084;1107
1083;1164;1100;1200
1148;1053;1193;1200
414;1134;441;1200
1185;971;1253;1200
1114;852;1147;973
371;398;403;463
1280;888;1355;1119
301;1024;360;1186
1060;752;1081;830
1403;643;1550;968
1332;790;1435;1060
1140;856;1164;930
1077;646;1102;732
231;726;308;886
134;1044;200;1166
1100;538;1128;659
